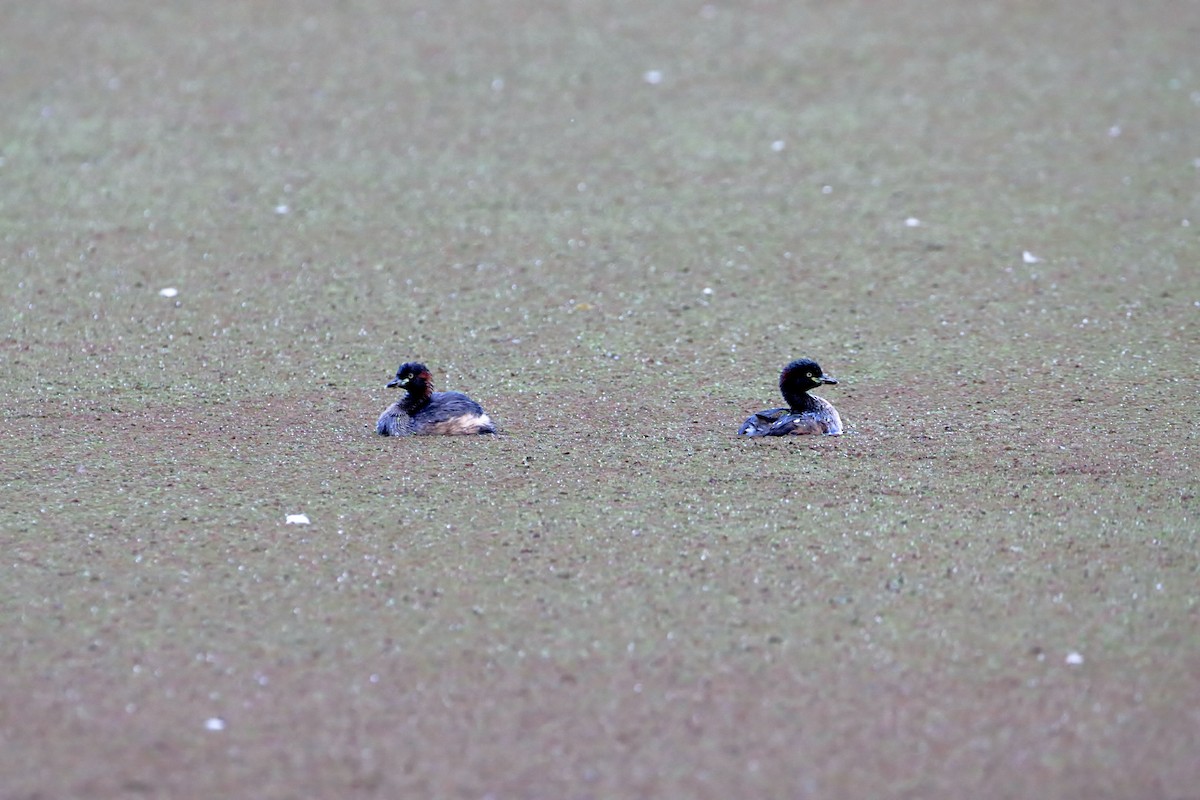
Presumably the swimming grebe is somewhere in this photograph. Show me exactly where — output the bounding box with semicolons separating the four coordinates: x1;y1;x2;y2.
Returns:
376;362;496;436
738;358;843;437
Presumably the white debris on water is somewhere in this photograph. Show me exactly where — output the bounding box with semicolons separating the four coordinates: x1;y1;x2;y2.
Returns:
642;69;663;85
771;140;786;152
159;287;178;298
204;717;226;731
274;204;290;215
1065;651;1084;666
286;513;310;525
1023;251;1042;264
904;217;922;227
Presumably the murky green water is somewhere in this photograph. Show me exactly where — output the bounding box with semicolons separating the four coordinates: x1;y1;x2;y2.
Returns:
2;1;1196;797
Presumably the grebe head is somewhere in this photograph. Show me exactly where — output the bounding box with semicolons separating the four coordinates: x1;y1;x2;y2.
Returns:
387;362;432;390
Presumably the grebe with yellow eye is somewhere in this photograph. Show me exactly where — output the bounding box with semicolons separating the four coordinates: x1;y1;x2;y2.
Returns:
738;358;842;437
376;362;496;436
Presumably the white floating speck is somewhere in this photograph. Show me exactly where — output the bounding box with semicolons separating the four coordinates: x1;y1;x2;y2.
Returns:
1065;651;1084;666
1107;125;1121;138
702;287;714;295
771;140;786;152
204;717;226;731
904;217;921;227
1022;251;1042;264
286;514;310;525
274;204;290;215
821;185;833;194
159;287;178;298
642;70;663;85
490;77;505;92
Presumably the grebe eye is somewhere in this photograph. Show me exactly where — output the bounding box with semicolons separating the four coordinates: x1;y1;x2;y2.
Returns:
806;372;814;379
